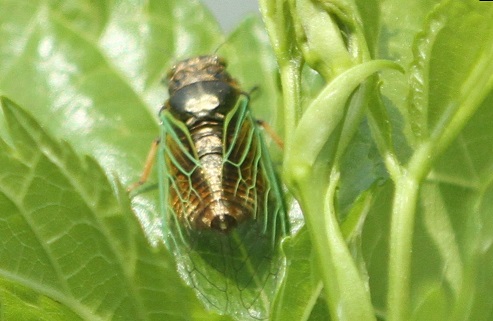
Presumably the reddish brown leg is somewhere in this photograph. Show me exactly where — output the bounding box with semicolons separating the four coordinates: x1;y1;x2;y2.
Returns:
127;138;160;192
256;119;284;149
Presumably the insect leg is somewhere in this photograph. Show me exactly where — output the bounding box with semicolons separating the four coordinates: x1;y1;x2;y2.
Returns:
256;119;284;149
127;137;161;192
241;88;284;149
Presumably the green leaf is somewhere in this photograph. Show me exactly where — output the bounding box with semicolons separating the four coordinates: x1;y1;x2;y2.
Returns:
408;0;493;149
285;59;401;186
410;282;448;321
0;278;82;321
0;0;222;186
409;90;493;321
271;229;321;321
0;97;226;320
377;0;440;128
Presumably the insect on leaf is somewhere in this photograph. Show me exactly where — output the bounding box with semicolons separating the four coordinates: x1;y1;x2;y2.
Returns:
136;56;289;320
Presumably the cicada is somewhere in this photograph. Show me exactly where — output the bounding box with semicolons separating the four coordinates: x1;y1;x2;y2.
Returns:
133;55;288;320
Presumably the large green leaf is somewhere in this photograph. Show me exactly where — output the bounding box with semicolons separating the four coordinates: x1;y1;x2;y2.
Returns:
0;0;223;183
0;97;225;320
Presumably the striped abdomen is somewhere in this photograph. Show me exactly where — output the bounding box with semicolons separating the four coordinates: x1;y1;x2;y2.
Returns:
165;115;266;232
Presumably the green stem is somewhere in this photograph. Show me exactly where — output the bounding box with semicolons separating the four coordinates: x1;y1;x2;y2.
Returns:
298;180;333;316
387;173;420;321
298;169;376;321
278;60;302;153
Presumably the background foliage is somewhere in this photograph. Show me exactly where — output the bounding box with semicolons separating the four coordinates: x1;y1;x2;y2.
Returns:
0;0;492;321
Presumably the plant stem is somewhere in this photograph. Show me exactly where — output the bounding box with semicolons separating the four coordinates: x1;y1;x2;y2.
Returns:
278;60;302;152
387;173;420;321
297;169;376;321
